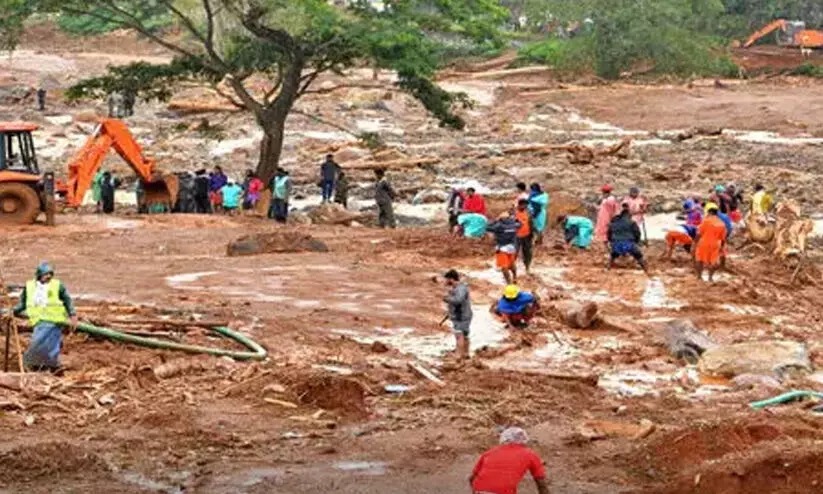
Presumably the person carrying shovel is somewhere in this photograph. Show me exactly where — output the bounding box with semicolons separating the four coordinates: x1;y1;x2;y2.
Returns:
442;270;472;360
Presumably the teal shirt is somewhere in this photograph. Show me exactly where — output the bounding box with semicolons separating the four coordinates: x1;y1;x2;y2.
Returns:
566;216;594;248
273;176;291;200
221;184;243;208
457;213;488;238
529;192;549;233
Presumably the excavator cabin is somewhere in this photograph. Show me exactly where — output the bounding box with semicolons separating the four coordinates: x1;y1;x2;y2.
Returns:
0;123;49;225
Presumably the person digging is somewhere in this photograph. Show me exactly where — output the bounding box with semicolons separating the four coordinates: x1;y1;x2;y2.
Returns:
13;262;78;372
492;285;540;329
443;269;472;360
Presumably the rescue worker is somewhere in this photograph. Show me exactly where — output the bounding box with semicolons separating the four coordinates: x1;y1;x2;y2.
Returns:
242;170;264;211
694;202;726;282
443;270;472;360
334;171;351;209
319;154;340;203
92;169;105;213
374;169;397;228
194;169;211;214
607;202;648;273
209;166;228;213
624;186;648;244
487;212;522;284
528;183;549;245
595;184;620;246
456;212;488;239
220;180;243;215
462;188;487;216
750;184;773;215
492;285;540;329
470;427;549;494
446;188;465;231
270;168;291;223
558;215;594;249
717;207;734;270
662;224;697;260
514;182;529;207
515;199;535;273
13;263;78;372
100;171;120;214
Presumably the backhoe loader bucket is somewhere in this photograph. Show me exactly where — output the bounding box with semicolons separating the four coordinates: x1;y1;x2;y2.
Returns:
139;173;179;212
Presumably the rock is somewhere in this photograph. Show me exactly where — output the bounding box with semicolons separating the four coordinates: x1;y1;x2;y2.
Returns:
553;300;599;329
0;85;33;104
411;189;449;205
699;340;812;378
44;115;73;126
661;319;716;363
73;110;100;123
227;232;329;257
307;203;366;226
731;373;783;391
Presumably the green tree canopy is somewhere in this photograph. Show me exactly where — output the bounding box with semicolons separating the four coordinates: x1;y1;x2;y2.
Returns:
16;0;506;181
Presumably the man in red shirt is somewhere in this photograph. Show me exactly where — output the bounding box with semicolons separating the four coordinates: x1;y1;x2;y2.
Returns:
471;427;549;494
463;187;487;216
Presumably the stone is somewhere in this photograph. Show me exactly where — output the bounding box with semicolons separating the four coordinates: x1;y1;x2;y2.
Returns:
699;340;811;378
553;300;599;329
227;232;329;257
660;319;716;364
411;189;450;205
0;85;33;104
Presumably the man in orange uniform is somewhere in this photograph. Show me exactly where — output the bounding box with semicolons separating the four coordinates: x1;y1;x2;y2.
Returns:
470;427;550;494
514;199;534;274
694;203;727;282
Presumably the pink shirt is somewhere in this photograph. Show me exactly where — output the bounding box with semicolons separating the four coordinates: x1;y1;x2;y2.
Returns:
623;196;647;224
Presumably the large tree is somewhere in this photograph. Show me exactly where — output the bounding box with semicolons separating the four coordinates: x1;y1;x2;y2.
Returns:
25;0;505;182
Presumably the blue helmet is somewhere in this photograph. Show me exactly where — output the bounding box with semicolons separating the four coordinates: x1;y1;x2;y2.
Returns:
35;262;54;278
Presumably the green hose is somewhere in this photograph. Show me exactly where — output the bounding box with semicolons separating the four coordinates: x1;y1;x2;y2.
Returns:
75;322;267;361
749;390;823;410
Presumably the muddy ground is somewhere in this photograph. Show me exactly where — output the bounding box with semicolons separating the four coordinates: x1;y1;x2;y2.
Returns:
1;24;823;494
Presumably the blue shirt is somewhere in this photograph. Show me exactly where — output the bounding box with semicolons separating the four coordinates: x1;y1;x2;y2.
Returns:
717;212;733;239
497;292;536;315
457;213;488;238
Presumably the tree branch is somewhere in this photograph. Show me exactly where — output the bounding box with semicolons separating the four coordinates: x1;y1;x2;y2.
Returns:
212;84;246;109
225;74;263;115
291;108;360;139
61;3;201;62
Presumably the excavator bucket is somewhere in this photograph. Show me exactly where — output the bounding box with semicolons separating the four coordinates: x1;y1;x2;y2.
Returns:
140;173;179;212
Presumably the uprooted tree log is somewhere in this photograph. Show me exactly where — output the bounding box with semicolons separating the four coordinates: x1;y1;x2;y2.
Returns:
499;138;631;165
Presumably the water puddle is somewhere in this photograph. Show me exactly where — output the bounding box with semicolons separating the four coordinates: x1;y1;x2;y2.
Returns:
641;277;685;310
598;369;670;397
333;461;388;476
165;271;219;288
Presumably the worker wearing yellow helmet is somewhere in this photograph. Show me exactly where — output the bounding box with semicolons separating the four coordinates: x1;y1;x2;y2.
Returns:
492;285;540;329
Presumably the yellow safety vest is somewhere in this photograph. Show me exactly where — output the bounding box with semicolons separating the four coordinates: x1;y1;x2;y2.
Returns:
25;279;68;326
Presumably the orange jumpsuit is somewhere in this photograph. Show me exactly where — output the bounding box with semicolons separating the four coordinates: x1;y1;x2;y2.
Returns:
695;216;726;266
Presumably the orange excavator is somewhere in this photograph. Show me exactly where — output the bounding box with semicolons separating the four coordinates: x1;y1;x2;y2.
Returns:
743;19;823;49
0;118;176;225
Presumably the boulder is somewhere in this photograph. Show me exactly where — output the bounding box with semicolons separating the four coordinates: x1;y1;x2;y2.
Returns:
661;319;716;363
0;85;33;104
227;232;329;257
553;300;599;329
411;189;450;205
699;340;812;378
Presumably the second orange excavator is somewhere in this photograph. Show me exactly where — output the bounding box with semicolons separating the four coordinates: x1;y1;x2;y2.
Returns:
64;118;178;210
743;19;823;49
0;118;177;225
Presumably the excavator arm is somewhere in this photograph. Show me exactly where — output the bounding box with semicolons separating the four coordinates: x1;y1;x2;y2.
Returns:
65;118;176;208
744;19;788;48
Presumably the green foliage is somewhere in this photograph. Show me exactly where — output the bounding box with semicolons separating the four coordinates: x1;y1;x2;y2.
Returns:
56;10;171;35
517;37;593;74
789;62;823;77
66;57;221;102
0;0;33;51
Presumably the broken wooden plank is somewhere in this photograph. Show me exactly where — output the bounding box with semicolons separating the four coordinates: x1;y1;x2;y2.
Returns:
264;398;299;409
344;157;440;171
407;362;446;387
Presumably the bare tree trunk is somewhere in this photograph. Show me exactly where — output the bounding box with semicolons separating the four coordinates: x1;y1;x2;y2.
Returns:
257;122;285;185
254;59;304;185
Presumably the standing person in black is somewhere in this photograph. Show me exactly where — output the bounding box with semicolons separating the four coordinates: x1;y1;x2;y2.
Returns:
194;169;212;214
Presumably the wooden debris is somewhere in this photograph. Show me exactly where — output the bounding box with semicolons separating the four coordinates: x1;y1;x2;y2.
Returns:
407;362;446;387
674;127;723;142
344;157;440;171
153;359;213;380
264;398;298;409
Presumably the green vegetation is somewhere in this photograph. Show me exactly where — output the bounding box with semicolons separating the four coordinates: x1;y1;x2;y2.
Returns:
789;62;823;78
13;0;506;182
57;10;171;35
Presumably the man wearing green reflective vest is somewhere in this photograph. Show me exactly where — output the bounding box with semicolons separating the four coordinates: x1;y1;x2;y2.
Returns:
13;262;78;371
